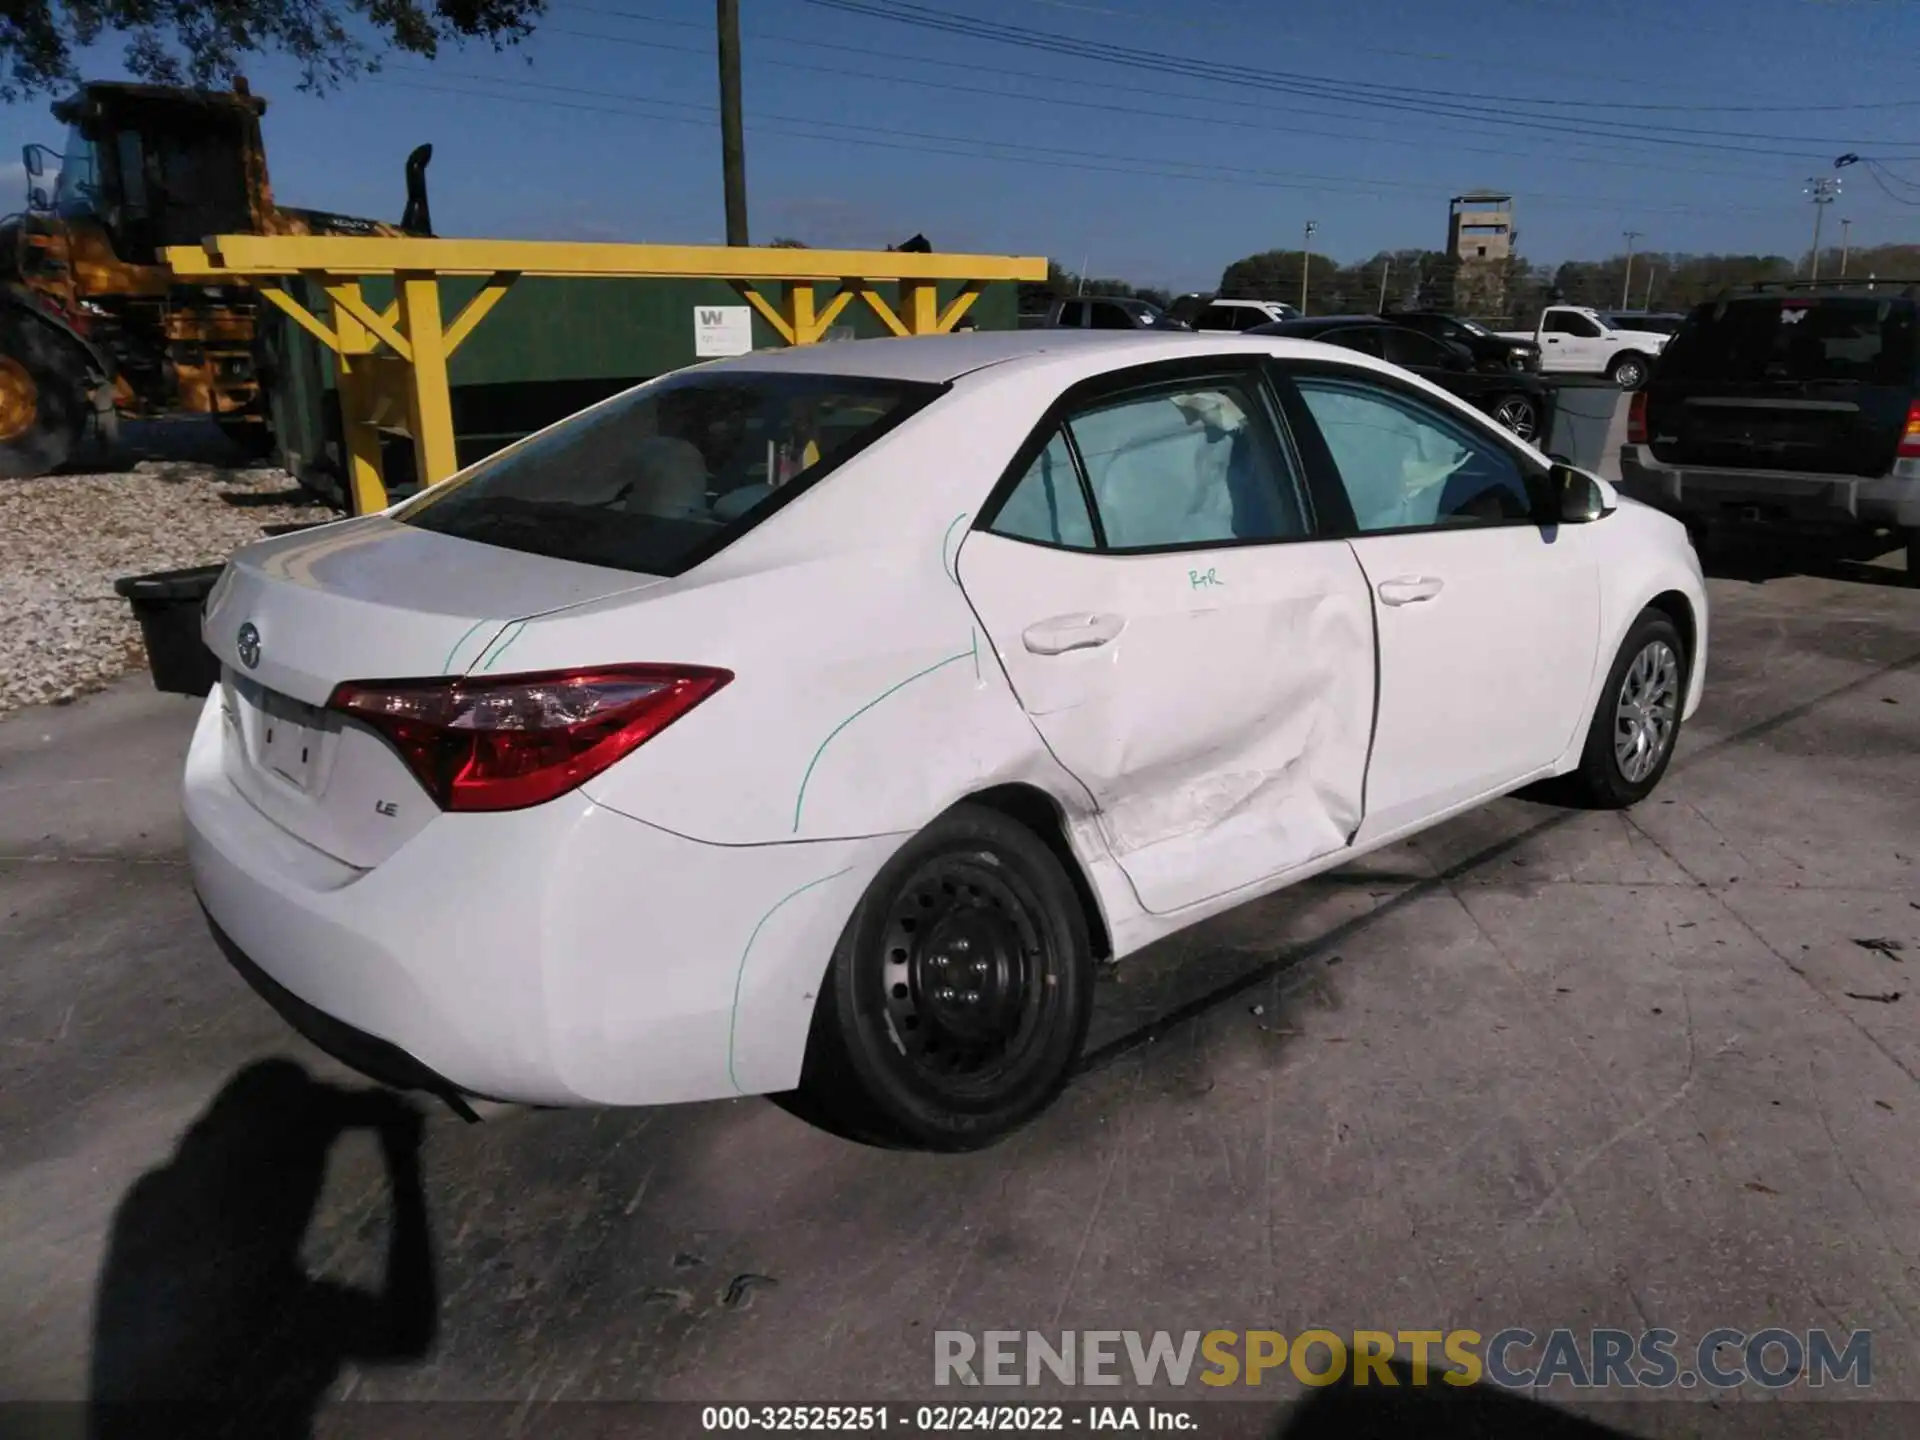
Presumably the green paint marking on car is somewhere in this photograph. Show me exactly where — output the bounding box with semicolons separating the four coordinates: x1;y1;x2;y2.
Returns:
727;866;854;1094
441;619;491;674
941;512;971;584
478;620;529;672
791;646;976;833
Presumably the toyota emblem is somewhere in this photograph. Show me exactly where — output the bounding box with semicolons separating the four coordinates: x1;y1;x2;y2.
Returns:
236;622;262;670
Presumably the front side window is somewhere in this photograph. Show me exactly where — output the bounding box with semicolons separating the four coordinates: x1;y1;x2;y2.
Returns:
1065;379;1310;548
400;371;941;576
1381;328;1453;368
1090;301;1135;331
1056;300;1087;327
1292;376;1536;533
51;122;97;216
1323;328;1385;358
1196;305;1239;330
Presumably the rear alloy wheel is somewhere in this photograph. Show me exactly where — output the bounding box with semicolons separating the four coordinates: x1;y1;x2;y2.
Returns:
0;315;87;480
794;804;1092;1151
1563;608;1688;809
1609;353;1649;391
1491;393;1540;442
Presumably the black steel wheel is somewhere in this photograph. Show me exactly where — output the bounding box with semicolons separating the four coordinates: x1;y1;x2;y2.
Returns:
793;803;1093;1150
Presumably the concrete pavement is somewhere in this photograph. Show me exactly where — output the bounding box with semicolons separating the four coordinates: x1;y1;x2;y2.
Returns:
2;561;1917;1437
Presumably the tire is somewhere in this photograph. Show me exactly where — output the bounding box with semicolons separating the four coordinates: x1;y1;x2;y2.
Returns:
1608;352;1650;391
0;311;87;480
1490;392;1540;442
1562;608;1689;809
792;803;1094;1151
1904;528;1919;589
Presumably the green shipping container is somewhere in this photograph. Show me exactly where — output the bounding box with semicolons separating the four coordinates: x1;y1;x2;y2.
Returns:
261;274;1020;505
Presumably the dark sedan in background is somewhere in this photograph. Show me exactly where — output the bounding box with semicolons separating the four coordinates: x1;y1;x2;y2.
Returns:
1381;309;1543;374
1253;315;1554;442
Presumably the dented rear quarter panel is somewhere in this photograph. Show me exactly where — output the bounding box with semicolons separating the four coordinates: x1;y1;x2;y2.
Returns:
482;361;1116;852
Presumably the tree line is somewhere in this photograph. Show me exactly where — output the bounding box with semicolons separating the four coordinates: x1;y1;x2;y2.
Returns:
1021;242;1920;324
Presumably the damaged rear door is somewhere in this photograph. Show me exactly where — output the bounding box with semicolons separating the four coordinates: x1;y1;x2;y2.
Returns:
958;359;1376;916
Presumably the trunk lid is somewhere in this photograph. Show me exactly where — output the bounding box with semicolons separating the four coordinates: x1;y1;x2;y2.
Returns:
202;515;665;868
1647;295;1919;476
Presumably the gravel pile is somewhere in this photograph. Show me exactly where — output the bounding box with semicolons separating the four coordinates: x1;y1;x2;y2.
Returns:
0;457;328;716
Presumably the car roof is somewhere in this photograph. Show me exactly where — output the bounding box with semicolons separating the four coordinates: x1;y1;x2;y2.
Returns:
687;328;1419;390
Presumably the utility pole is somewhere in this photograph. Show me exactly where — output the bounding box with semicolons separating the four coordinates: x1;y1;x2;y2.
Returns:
1300;220;1317;314
1805;176;1839;281
717;0;749;245
1840;217;1852;277
1377;256;1392;313
1643;261;1656;309
1621;231;1641;310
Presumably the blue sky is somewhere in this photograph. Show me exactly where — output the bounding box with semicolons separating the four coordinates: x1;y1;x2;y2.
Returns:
4;0;1920;291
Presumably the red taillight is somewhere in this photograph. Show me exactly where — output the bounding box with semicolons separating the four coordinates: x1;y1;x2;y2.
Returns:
1626;390;1650;446
328;665;732;812
1899;401;1920;458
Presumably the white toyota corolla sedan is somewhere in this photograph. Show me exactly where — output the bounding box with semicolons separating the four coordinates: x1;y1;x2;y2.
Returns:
186;330;1706;1149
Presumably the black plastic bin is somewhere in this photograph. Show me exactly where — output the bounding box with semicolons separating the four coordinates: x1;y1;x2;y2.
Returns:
113;564;226;698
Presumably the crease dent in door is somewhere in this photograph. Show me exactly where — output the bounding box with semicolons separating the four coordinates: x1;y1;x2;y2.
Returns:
1070;588;1367;897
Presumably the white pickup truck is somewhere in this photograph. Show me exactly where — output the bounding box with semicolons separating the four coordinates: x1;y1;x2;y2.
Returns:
1498;305;1673;390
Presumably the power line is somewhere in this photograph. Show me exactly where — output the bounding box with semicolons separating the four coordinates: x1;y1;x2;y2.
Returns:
790;0;1920;152
379;66;1823;221
1014;0;1920;112
545;21;1794;184
559;3;1891;170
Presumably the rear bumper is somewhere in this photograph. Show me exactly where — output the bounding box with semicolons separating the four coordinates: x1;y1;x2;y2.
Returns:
1618;446;1920;530
183;692;898;1106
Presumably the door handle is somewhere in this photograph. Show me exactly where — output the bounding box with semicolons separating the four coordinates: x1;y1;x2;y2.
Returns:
1545;337;1561;343
1377;575;1444;606
1022;613;1126;655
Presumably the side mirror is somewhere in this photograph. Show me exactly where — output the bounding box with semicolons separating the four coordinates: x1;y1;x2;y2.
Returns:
1551;462;1611;523
22;143;45;178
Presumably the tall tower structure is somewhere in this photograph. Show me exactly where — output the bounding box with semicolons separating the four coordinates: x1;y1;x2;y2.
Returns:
1448;191;1513;318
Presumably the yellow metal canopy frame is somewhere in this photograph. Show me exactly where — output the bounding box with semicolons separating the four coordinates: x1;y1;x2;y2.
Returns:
164;236;1047;514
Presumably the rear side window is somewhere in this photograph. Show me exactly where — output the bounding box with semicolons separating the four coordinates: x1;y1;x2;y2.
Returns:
1661;298;1918;385
1067;380;1309;547
993;431;1097;549
399;371;940;576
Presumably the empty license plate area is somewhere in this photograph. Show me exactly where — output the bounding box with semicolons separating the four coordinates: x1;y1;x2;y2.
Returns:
234;675;339;793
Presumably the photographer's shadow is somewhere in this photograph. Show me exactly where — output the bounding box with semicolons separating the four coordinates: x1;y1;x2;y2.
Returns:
1275;1357;1647;1440
88;1058;437;1439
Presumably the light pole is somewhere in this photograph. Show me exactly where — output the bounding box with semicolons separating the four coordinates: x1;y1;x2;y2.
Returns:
1805;177;1839;281
1621;231;1641;310
1643;262;1656;309
1300;220;1317;314
1377;256;1392;313
1840;218;1852;277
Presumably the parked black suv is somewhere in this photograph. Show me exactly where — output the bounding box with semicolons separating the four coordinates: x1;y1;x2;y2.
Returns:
1617;281;1920;582
1253;315;1554;442
1380;310;1542;374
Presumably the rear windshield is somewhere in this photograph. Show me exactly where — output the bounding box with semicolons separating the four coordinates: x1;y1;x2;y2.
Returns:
398;370;942;576
1660;298;1918;385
